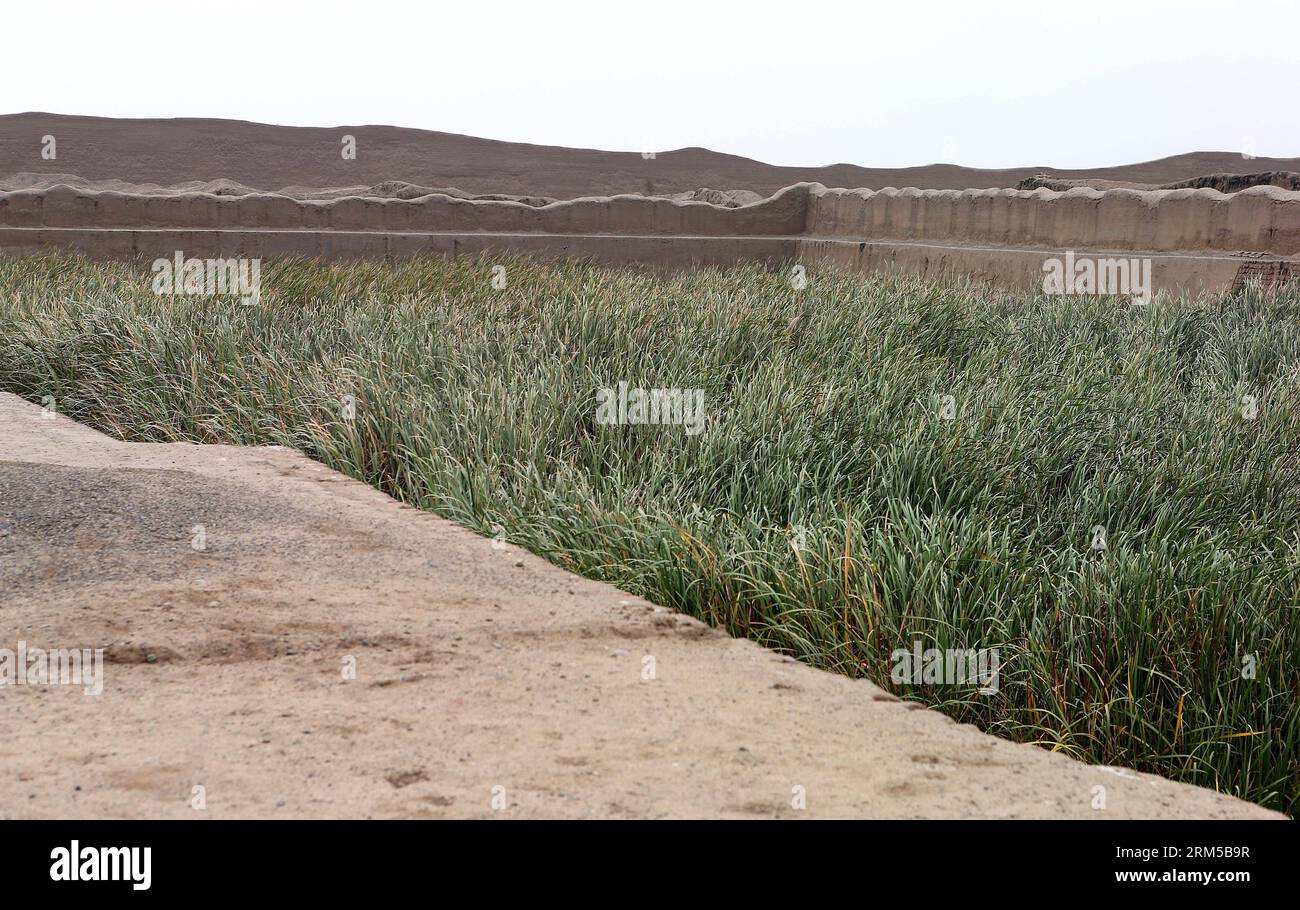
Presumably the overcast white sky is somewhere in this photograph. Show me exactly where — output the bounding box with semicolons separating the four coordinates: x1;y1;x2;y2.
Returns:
3;0;1295;168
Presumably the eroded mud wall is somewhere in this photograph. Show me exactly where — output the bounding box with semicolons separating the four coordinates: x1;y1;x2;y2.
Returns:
805;185;1300;256
0;183;811;236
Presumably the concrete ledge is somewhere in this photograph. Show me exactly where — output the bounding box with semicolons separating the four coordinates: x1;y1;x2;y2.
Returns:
0;392;1281;819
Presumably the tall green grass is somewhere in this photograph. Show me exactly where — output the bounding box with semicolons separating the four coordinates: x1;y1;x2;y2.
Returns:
1;252;1297;813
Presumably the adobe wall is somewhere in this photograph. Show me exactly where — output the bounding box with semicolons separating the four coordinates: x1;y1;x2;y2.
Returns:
795;237;1246;298
0;226;795;270
1;180;1297;295
0;183;810;236
805;184;1300;256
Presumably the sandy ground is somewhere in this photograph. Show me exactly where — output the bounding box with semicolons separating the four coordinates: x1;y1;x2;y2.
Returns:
0;393;1282;819
4;113;1300;198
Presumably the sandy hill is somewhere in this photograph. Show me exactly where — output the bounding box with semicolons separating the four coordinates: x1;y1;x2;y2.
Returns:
2;112;1298;198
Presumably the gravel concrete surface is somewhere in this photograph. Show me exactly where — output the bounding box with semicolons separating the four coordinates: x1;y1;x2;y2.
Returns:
0;393;1281;819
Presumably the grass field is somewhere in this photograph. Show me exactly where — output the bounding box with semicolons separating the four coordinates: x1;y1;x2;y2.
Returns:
1;253;1297;814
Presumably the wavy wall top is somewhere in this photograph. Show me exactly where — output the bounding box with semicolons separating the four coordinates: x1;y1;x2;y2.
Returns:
3;180;1299;257
0;183;810;236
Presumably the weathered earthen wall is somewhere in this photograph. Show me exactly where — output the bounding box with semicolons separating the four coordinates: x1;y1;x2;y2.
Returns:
0;183;810;236
794;237;1247;297
2;181;1297;295
0;227;795;270
805;184;1300;255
